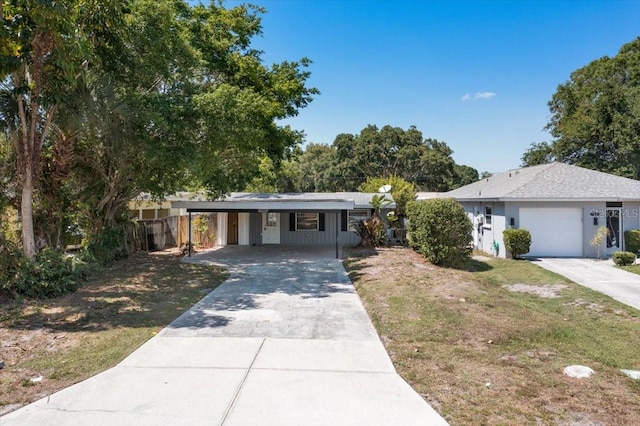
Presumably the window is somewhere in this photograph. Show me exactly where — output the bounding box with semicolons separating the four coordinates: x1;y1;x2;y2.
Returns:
484;206;492;225
296;213;319;231
348;209;371;231
266;212;277;227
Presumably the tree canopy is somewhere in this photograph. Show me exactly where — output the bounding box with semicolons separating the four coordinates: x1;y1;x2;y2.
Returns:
293;125;477;192
0;0;318;257
522;37;640;177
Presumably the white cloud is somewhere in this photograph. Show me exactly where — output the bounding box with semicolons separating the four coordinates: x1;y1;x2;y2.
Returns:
475;91;496;99
461;91;497;101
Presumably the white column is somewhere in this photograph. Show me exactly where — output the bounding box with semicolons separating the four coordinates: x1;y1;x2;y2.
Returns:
238;213;250;245
216;212;228;246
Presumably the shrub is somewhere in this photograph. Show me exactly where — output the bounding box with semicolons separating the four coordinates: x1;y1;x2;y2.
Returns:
406;198;472;266
87;226;128;266
612;251;636;266
352;216;386;247
0;248;88;299
624;230;640;255
503;228;531;259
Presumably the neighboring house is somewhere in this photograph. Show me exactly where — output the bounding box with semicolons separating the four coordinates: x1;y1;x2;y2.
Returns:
171;192;394;249
438;162;640;258
128;192;205;220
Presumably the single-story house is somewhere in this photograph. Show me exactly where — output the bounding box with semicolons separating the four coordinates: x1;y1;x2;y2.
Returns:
438;162;640;258
128;192;198;220
171;192;395;254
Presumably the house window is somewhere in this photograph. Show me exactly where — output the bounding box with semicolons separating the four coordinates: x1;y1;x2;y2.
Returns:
484;206;492;225
348;209;371;231
296;213;319;231
266;212;277;227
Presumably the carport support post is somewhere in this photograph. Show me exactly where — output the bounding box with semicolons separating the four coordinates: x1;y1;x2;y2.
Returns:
335;211;339;259
188;211;192;257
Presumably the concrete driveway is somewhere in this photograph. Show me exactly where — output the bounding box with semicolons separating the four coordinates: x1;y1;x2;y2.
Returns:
2;246;448;426
532;258;640;311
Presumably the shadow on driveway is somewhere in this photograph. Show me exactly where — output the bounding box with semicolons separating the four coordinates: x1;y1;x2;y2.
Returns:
166;246;376;339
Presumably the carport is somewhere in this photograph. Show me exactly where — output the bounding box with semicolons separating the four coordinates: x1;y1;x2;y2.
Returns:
171;192;391;259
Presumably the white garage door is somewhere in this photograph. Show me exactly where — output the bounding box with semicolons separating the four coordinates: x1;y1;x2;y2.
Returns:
519;208;583;257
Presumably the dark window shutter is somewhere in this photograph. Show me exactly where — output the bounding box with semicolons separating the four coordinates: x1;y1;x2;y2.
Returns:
341;210;348;232
370;208;375;216
319;213;325;231
289;213;296;231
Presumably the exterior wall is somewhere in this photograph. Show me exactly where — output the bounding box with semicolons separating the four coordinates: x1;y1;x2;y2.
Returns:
249;212;262;245
223;211;363;246
504;201;640;258
460;202;507;258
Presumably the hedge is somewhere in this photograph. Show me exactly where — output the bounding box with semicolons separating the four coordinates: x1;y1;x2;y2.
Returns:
406;198;472;266
624;230;640;255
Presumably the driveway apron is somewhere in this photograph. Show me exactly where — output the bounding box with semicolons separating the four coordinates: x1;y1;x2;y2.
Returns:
533;258;640;311
1;246;448;426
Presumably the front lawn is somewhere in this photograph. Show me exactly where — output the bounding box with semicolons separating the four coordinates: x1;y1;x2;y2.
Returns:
344;246;640;425
617;264;640;275
0;250;228;415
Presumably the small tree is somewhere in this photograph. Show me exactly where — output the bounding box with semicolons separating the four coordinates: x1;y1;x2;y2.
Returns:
590;226;609;259
503;229;531;259
406;198;472;266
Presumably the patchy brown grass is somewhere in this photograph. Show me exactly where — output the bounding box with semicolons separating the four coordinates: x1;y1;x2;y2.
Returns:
0;249;227;415
344;246;640;425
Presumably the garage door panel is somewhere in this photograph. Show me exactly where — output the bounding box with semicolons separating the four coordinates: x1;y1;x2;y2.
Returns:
520;208;583;257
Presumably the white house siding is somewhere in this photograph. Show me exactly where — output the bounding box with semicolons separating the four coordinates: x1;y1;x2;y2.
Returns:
461;202;506;257
505;201;640;258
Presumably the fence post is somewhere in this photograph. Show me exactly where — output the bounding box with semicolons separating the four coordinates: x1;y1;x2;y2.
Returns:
188;211;192;257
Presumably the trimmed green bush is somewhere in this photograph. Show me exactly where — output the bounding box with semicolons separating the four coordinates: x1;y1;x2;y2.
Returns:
503;228;532;259
624;230;640;255
406;198;472;266
612;251;636;266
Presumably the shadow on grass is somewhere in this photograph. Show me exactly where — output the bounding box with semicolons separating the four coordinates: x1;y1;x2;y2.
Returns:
342;246;380;282
453;257;494;272
0;252;229;333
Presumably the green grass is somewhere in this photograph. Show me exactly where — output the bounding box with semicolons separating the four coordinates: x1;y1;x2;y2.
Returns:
617;264;640;275
345;247;640;425
0;251;228;411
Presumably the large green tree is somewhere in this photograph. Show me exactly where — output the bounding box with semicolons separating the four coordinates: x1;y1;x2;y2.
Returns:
296;125;475;192
0;0;126;258
1;0;318;254
542;37;640;178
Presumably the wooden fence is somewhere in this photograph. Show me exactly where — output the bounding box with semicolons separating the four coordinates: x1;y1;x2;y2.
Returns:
123;214;217;253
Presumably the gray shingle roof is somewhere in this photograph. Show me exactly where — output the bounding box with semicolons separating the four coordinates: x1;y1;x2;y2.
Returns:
445;162;640;201
228;192;395;209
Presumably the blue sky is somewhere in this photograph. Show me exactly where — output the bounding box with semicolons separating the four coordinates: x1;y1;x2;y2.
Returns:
217;0;639;173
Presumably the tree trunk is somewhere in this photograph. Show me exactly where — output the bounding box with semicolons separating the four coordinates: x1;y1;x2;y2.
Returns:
21;167;37;259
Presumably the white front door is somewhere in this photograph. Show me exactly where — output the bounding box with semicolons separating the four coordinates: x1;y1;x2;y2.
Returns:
262;212;280;244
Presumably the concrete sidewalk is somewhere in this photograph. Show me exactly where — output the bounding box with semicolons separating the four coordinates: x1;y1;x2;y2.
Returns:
533;257;640;311
1;246;448;426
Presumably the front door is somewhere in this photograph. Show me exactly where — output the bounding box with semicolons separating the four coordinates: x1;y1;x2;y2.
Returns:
227;212;238;245
606;208;622;255
262;212;280;244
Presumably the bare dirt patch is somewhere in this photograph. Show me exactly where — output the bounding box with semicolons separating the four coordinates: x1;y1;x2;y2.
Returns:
0;249;227;415
344;246;640;425
504;283;568;298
